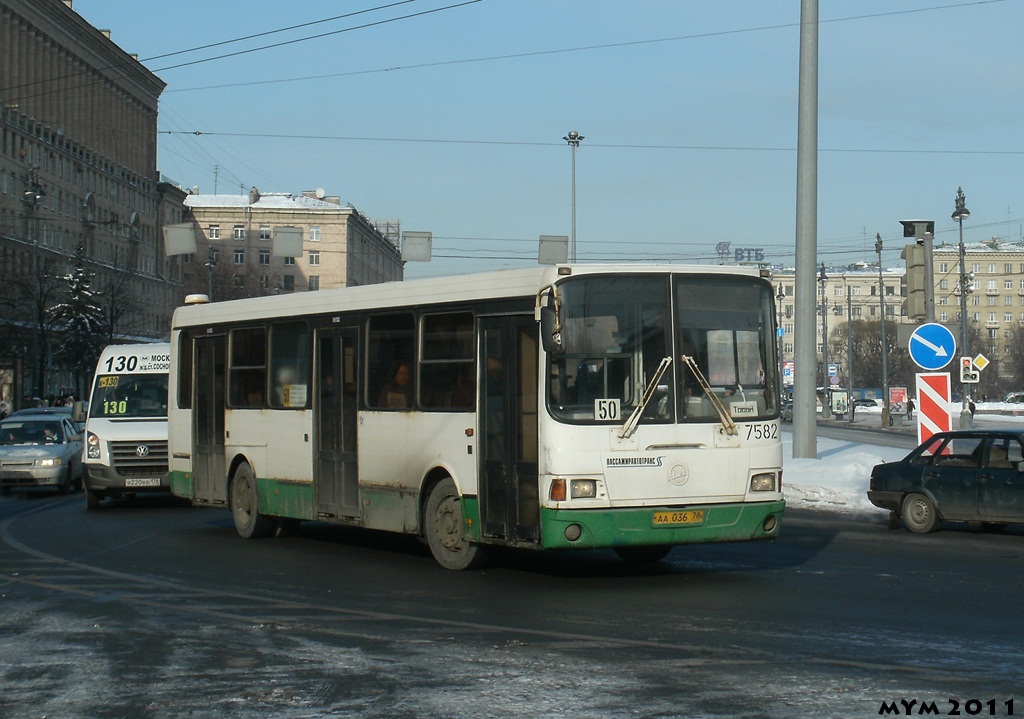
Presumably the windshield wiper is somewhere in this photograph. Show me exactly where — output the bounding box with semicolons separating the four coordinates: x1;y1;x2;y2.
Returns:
681;355;738;436
618;357;672;439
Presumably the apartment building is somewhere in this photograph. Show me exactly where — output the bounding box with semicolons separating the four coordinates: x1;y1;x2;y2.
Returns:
772;238;1024;389
0;0;173;402
183;188;403;298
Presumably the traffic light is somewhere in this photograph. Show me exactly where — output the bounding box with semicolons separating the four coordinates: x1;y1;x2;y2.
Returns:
960;357;980;383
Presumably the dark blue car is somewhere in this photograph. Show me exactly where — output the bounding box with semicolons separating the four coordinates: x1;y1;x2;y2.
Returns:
868;430;1024;533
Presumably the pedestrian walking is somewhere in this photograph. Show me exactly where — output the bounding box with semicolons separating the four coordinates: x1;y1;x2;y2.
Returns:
906;397;915;421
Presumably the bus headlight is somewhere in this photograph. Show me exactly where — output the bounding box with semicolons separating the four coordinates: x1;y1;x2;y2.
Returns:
88;446;100;459
750;472;777;492
86;432;100;459
550;478;567;501
570;479;597;499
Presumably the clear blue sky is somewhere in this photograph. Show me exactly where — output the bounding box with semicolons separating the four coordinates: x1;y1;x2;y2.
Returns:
73;0;1023;279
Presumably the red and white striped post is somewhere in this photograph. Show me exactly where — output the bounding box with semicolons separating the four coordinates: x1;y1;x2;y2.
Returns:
915;372;952;445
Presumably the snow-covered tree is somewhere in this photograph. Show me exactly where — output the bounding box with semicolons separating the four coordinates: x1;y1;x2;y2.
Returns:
48;242;106;398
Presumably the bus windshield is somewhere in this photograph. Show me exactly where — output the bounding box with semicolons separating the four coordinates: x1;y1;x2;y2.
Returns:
89;374;169;419
675;276;778;422
547;274;778;424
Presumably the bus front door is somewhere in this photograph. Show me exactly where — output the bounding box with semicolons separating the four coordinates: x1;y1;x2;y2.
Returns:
193;335;226;504
314;328;360;519
479;316;540;544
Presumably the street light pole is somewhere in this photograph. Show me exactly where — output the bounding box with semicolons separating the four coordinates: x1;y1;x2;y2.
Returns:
22;167;46;398
952;186;972;429
563;131;583;262
818;263;828;416
847;282;854;423
876;233;889;429
205;245;217;301
777;283;786;395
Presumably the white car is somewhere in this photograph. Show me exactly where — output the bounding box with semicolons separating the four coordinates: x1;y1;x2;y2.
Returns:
0;416;84;494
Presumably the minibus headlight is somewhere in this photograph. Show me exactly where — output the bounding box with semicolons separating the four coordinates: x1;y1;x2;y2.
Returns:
750;472;777;492
86;432;99;447
87;445;101;459
570;479;597;499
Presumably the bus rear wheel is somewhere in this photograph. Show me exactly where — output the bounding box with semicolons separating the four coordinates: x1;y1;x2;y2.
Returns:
424;477;487;570
230;463;275;539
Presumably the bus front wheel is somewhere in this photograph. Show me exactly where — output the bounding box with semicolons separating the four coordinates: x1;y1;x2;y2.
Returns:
424;477;487;570
230;463;275;539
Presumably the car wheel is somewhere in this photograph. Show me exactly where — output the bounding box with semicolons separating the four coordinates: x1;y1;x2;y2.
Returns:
57;468;73;495
230;463;275;539
902;493;939;534
424;477;487;570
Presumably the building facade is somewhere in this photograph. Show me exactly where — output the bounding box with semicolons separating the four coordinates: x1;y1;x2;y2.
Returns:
0;0;173;404
773;239;1024;393
182;189;403;299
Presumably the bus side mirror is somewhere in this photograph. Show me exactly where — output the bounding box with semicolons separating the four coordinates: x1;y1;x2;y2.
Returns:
540;305;563;353
72;400;88;423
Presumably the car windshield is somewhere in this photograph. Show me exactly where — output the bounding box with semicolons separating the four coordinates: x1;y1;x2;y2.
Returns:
0;420;64;445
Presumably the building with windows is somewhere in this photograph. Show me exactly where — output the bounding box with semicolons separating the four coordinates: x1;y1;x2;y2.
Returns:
772;238;1024;392
0;0;176;403
182;188;403;299
932;239;1024;381
773;263;905;389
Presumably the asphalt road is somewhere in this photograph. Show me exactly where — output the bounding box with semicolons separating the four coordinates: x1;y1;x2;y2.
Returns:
1;492;1023;719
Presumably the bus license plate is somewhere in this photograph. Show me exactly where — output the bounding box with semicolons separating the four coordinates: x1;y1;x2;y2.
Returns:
652;510;705;527
125;478;161;488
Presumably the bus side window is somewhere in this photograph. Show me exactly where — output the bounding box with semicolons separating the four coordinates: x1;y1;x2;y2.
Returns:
420;312;474;410
269;321;309;409
367;314;416;409
229;327;267;408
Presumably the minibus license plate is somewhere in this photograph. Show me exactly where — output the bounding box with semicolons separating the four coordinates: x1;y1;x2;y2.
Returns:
652;510;705;526
125;478;161;488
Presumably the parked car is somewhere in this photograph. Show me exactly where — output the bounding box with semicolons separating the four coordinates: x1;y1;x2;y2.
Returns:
0;415;84;494
853;398;878;408
1003;391;1024;404
867;430;1024;533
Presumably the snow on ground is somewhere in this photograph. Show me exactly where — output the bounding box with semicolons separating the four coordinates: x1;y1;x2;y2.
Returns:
782;402;1024;516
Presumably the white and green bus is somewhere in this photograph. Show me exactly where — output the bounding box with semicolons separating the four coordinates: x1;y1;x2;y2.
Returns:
168;265;784;569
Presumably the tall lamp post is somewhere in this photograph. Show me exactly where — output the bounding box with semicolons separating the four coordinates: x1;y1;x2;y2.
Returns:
205;245;218;301
876;233;889;428
952;187;972;428
563;131;583;262
22;168;46;398
776;283;786;395
818;263;828;416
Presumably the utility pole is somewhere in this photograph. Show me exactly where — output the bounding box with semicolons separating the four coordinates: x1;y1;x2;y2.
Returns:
876;233;889;428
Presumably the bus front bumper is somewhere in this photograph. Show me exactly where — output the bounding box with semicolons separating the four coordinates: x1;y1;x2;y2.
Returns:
538;500;785;550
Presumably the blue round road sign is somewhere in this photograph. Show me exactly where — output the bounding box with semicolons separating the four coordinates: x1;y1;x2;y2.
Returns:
908;323;956;371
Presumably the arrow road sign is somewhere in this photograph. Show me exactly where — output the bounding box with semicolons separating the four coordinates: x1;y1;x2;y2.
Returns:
908;323;957;371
